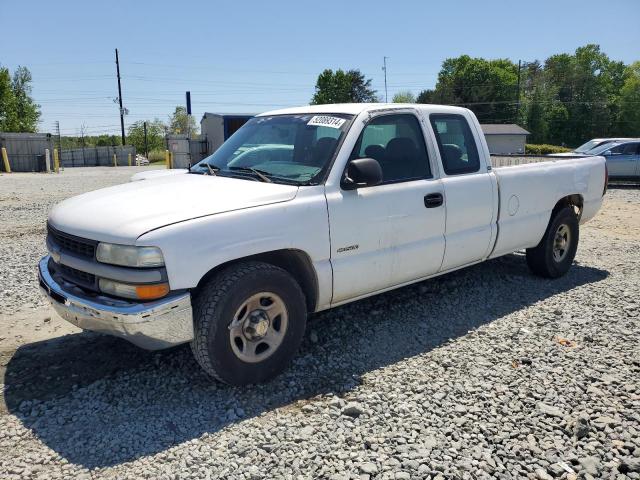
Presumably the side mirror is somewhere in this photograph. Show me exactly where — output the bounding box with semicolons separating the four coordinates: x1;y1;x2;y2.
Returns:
342;157;383;190
602;150;612;156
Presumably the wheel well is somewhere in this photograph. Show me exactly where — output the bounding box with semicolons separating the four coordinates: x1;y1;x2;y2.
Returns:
195;249;318;313
552;194;583;221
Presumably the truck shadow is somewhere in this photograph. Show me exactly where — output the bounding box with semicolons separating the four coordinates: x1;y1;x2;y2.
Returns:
3;253;608;469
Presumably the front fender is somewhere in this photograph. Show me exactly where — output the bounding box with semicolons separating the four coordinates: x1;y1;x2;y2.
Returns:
136;186;333;310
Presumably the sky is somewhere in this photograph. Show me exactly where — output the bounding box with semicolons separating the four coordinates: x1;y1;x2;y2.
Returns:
1;0;639;137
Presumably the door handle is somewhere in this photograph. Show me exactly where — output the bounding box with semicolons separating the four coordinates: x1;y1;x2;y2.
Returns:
424;192;443;208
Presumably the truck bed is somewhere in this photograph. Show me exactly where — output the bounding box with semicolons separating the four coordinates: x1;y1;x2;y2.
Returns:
488;154;606;259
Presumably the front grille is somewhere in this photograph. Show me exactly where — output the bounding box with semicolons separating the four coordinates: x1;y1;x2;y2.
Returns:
51;260;98;291
47;224;97;259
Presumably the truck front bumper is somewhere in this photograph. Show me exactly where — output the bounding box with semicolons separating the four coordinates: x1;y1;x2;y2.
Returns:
38;255;194;350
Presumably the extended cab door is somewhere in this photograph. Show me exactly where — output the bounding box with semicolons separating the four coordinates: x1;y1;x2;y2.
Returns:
326;112;446;304
428;114;496;271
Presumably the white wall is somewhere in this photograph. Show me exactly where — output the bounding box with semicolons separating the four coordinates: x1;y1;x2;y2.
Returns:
200;115;225;155
485;135;526;154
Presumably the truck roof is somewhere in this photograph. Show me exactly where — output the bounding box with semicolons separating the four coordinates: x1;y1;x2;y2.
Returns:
259;103;471;117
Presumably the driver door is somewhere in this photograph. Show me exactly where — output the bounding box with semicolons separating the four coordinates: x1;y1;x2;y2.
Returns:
326;113;446;304
606;142;640;178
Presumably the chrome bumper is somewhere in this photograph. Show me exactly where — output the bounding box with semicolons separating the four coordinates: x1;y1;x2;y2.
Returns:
38;255;194;350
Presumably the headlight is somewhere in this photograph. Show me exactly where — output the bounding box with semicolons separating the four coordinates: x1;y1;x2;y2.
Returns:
96;243;164;267
99;279;170;300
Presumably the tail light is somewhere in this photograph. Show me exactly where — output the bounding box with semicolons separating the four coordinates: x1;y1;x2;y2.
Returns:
603;162;608;196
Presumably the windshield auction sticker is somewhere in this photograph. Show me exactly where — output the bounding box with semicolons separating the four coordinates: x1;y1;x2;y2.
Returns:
307;115;346;129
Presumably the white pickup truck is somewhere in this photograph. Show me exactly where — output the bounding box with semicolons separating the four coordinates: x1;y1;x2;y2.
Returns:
39;103;607;385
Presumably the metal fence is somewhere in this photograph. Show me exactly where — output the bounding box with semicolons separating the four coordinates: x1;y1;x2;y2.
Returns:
490;154;583;168
0;132;54;172
60;146;136;167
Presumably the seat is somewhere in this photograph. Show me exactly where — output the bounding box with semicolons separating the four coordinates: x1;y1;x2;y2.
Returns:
364;144;385;161
307;137;338;167
381;137;425;181
441;144;467;173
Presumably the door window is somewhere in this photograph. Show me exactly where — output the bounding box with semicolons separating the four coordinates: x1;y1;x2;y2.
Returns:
430;114;480;175
611;143;640;155
350;114;431;183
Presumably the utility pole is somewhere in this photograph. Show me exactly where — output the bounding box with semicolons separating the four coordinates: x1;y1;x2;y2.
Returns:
382;56;389;102
185;91;192;137
55;121;62;152
55;121;63;169
143;121;148;158
115;48;126;145
186;91;192;166
515;60;522;123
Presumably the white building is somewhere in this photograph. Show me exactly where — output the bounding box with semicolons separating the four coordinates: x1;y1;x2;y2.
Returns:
480;124;530;154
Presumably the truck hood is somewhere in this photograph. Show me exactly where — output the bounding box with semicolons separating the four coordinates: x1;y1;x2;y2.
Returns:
49;174;299;244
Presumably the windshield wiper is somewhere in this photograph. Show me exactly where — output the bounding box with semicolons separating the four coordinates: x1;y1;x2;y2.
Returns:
228;166;272;183
205;163;219;176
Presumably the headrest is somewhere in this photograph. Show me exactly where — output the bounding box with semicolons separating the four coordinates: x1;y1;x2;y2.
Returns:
442;143;463;162
364;144;385;160
386;137;417;156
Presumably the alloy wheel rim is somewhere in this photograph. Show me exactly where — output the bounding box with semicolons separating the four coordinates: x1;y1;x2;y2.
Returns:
228;292;288;363
552;224;571;262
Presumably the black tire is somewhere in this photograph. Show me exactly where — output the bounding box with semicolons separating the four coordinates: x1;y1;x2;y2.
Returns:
191;261;307;385
526;206;579;278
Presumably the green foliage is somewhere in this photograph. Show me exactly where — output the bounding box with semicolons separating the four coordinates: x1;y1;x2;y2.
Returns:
169;106;198;136
525;144;572;154
392;90;416;103
127;119;166;155
416;89;437;104
428;55;518;123
0;64;40;132
414;45;639;147
148;149;166;163
617;61;640;136
60;134;122;149
311;69;378;104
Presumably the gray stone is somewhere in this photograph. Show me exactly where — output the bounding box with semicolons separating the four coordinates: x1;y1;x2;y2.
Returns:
341;402;365;417
537;403;564;418
578;457;601;476
359;463;378;474
535;468;553;480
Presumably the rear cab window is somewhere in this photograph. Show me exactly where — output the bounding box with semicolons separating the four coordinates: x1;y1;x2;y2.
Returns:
430;114;480;175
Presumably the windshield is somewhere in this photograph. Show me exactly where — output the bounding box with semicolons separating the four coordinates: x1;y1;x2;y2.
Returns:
574;139;616;153
191;113;353;184
588;142;621;155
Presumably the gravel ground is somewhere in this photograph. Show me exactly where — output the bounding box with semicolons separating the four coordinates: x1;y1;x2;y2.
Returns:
0;168;639;479
0;166;163;315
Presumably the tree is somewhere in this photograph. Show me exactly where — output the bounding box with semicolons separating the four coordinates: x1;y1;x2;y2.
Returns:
127;119;167;155
616;62;640;136
430;55;519;124
0;65;40;132
10;66;40;132
0;66;15;131
416;89;437;104
392;90;416;103
311;69;378;104
169;106;198;136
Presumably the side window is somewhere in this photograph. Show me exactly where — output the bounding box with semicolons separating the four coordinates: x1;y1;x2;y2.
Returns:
609;144;624;154
620;143;639;155
430;114;480;175
350;114;431;183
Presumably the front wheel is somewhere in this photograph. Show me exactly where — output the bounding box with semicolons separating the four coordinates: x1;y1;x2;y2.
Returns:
191;261;307;385
526;206;579;278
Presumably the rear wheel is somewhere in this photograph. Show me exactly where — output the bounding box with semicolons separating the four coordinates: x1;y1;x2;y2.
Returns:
191;261;307;385
526;206;579;278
